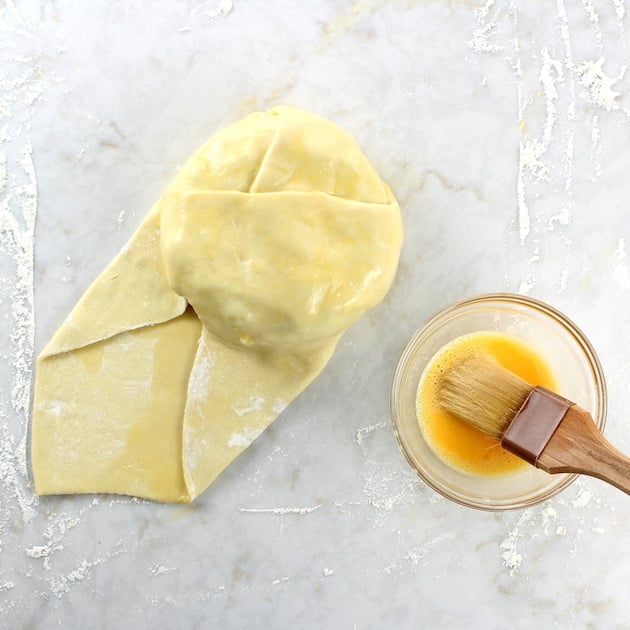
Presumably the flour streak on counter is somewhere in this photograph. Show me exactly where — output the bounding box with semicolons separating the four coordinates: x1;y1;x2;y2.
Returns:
46;548;128;599
355;421;387;447
500;505;567;575
382;530;458;577
612;238;630;291
582;0;605;51
467;0;504;55
499;509;531;575
149;564;176;576
238;505;321;515
0;43;42;532
355;419;425;529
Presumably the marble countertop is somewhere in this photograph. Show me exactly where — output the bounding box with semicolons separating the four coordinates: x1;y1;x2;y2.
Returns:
2;1;630;627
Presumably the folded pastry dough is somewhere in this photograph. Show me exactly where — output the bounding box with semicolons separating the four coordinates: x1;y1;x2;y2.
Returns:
31;106;403;502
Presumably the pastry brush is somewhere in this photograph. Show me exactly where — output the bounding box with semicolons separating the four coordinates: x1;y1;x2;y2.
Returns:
438;355;630;495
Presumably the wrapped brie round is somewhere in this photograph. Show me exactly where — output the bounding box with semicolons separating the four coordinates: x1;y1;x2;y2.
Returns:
31;106;403;502
161;106;402;349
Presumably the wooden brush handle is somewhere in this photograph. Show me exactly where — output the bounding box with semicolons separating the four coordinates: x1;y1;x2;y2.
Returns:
537;406;630;496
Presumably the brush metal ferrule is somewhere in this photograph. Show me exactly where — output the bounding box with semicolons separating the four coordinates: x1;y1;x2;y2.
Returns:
501;386;573;464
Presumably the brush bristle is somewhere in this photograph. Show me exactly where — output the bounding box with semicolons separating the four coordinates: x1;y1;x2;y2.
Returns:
438;355;534;439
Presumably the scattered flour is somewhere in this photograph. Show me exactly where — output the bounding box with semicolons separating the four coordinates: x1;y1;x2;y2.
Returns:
149;564;176;576
238;505;321;515
581;0;604;51
516;47;563;243
46;548;125;599
612;0;625;23
518;275;536;295
272;398;288;415
234;396;265;417
354;415;423;530
218;0;233;16
0;59;41;527
468;0;503;54
500;509;531;575
185;0;234;27
271;576;290;586
185;335;215;407
574;57;627;111
558;268;568;291
116;209;126;230
540;505;558;535
382;531;457;576
612;238;630;291
355;422;387;446
590;114;603;180
25;545;51;559
513;46;530;243
506;0;615;244
67;559;91;583
571;488;593;508
228;427;264;448
499;505;561;574
547;208;572;230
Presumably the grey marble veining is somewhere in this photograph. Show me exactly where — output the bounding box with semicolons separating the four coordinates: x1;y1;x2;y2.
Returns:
1;1;630;628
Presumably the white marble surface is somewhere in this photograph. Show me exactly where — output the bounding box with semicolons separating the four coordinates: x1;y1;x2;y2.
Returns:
2;1;630;627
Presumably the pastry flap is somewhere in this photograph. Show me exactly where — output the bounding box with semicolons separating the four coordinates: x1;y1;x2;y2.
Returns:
40;204;187;358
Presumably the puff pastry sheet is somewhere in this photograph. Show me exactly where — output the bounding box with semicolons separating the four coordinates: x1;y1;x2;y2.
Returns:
31;107;403;502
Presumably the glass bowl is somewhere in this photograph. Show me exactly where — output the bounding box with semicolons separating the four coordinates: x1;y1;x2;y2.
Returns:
390;293;607;510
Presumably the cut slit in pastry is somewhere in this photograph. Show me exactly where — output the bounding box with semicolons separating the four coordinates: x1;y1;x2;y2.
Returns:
31;106;403;502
